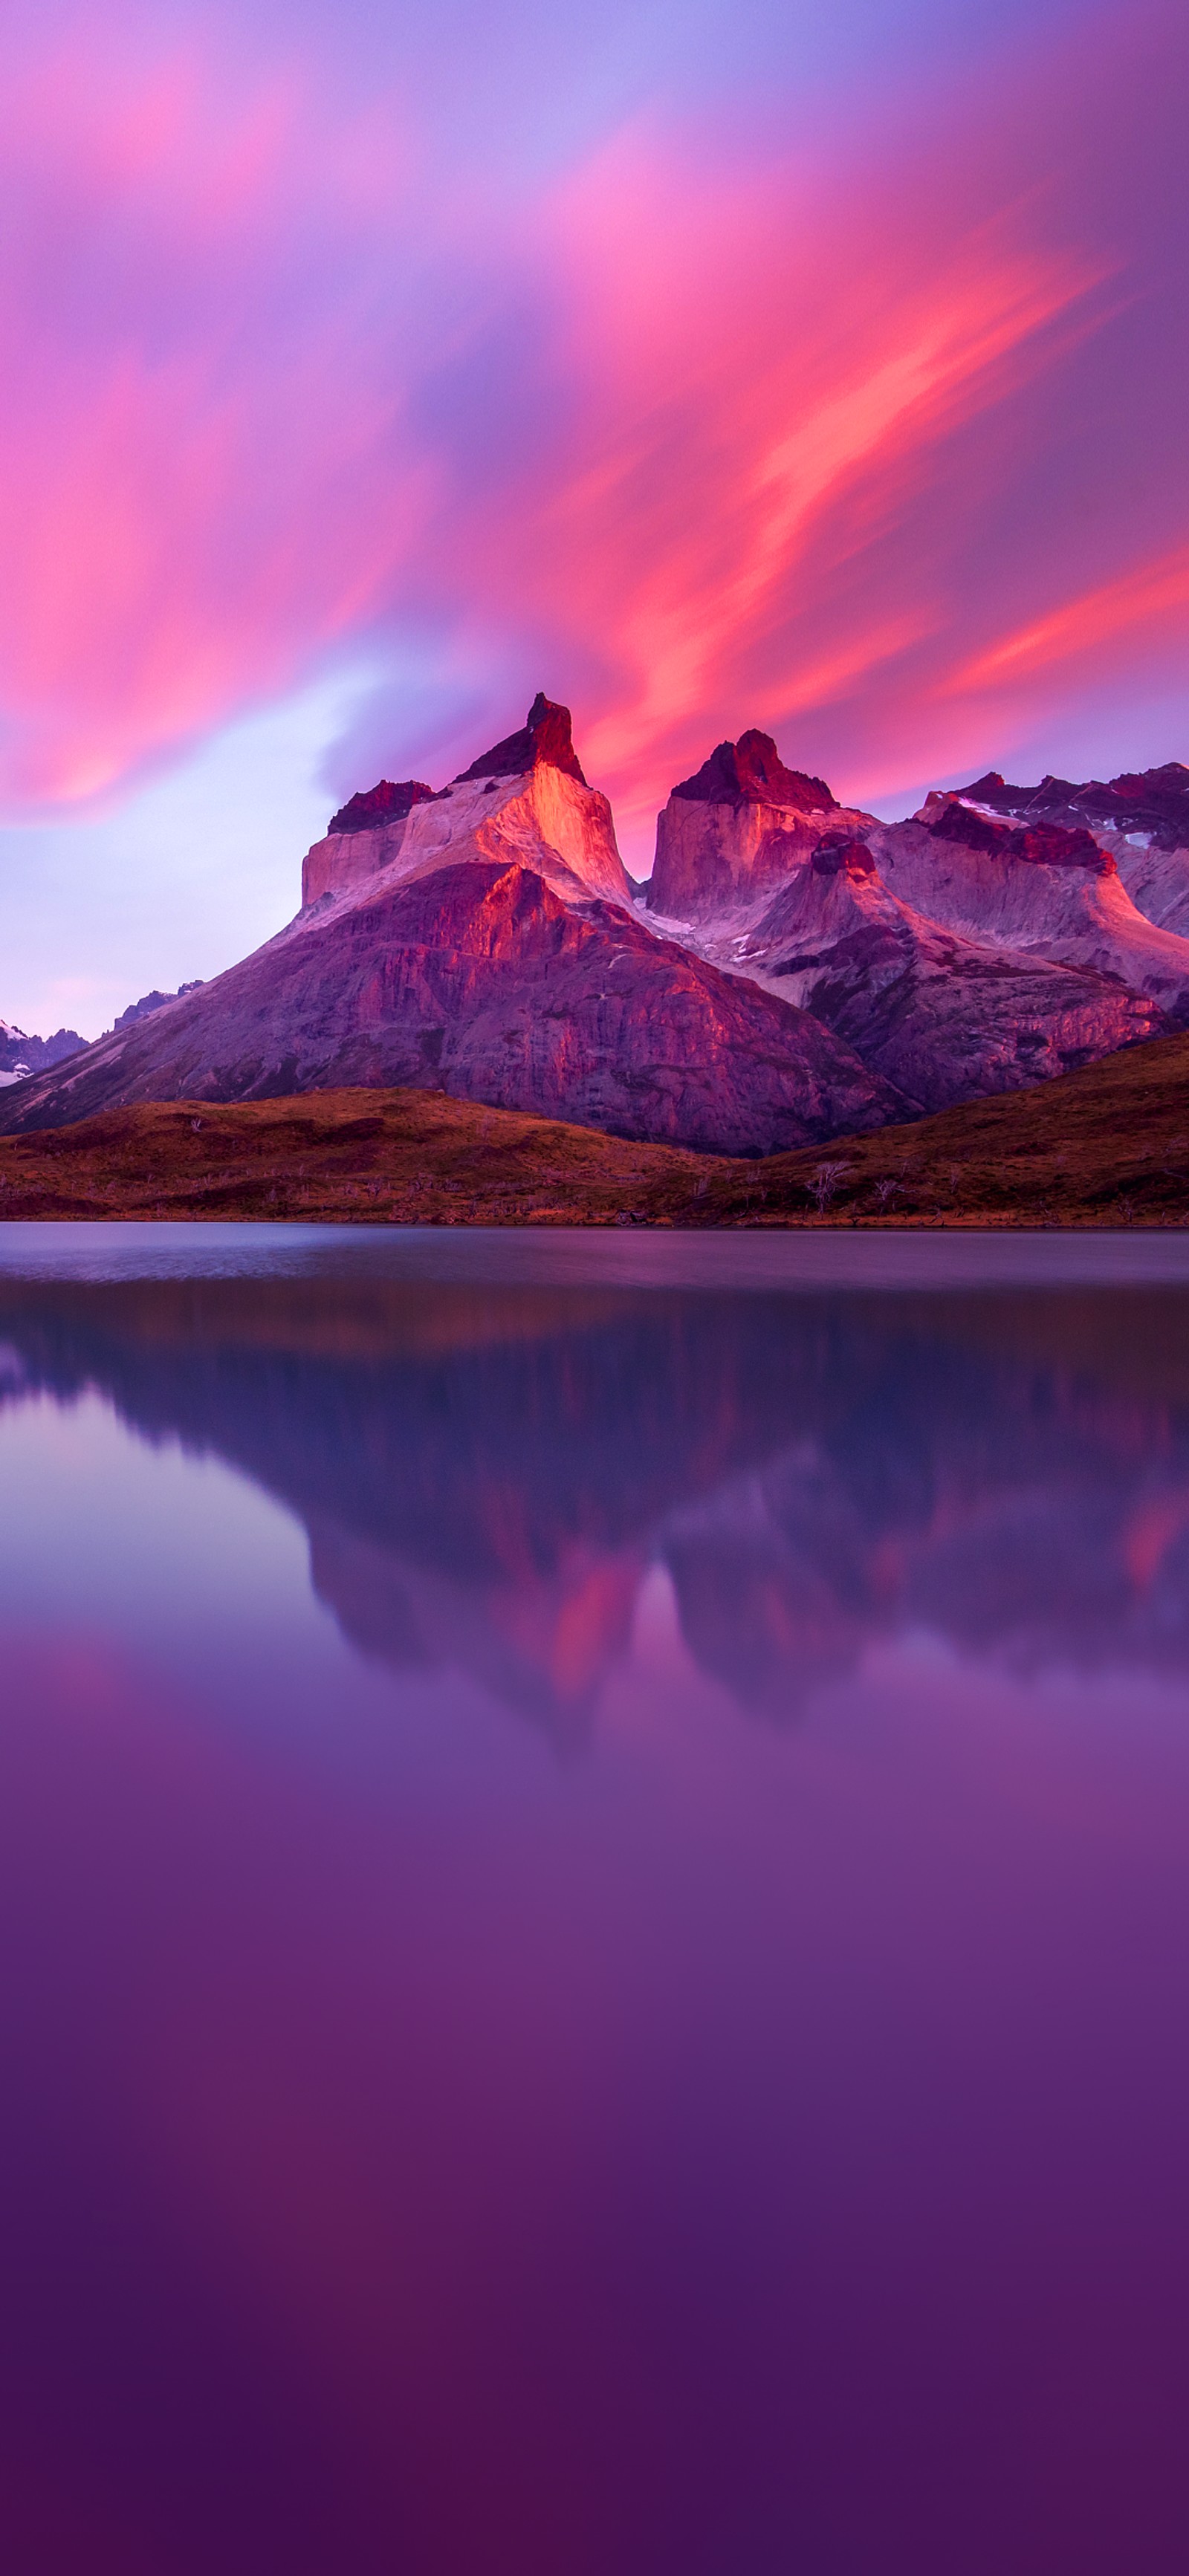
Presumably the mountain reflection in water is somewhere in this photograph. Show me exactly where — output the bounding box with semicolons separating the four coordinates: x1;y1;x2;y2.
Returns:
4;1272;1189;1722
1;1247;1188;2575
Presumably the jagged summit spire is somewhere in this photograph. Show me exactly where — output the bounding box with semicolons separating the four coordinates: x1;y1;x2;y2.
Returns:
327;695;587;836
455;692;587;787
671;730;835;814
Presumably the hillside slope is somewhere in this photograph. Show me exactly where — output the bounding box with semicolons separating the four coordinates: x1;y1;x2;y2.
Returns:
750;1028;1189;1224
0;860;901;1155
4;1031;1189;1224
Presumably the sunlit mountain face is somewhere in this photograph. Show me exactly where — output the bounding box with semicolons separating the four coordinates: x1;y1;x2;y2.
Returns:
2;1234;1189;2569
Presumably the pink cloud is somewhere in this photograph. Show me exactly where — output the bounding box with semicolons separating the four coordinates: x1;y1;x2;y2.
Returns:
948;543;1189;694
0;21;431;802
534;144;1109;834
0;0;1184;854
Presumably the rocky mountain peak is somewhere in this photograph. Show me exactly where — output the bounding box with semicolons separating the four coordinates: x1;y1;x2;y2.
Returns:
329;780;438;836
956;761;1189;851
454;692;587;787
671;730;836;812
0;1018;85;1080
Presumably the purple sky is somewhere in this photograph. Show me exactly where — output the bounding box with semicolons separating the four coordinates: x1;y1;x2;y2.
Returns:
1;0;1187;1033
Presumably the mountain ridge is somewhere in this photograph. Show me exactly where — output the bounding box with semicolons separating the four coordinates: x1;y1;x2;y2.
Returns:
3;710;1188;1153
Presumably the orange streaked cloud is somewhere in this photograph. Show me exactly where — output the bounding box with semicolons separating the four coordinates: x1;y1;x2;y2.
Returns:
0;0;1184;880
947;544;1189;695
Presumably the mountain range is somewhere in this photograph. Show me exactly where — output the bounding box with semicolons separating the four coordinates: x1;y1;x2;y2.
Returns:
0;1019;86;1086
0;983;204;1089
2;694;1186;1153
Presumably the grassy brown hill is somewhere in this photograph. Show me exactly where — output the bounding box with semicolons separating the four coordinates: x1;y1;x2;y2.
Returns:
0;1090;718;1225
1;1032;1188;1223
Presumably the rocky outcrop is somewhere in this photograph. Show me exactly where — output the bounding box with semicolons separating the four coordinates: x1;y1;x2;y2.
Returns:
0;860;903;1154
328;779;437;834
453;690;587;786
317;692;589;851
647;730;839;922
1100;836;1189;940
635;733;1177;1111
923;800;1107;871
302;693;632;912
111;982;204;1034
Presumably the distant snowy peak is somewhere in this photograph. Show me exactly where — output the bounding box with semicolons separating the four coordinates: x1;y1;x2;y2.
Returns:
0;1019;85;1083
0;990;204;1088
916;793;1110;872
959;762;1189;852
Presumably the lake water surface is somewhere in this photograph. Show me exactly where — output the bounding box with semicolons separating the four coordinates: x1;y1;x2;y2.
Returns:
1;1224;1188;2574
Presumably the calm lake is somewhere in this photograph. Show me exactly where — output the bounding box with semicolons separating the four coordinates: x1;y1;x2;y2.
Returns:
1;1224;1188;2575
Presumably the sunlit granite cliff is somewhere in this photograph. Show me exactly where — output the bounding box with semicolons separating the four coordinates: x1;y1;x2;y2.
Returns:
302;694;633;915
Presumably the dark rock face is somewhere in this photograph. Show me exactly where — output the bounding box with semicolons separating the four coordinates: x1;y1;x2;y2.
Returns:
961;763;1189;852
927;802;1109;872
328;781;437;835
811;835;877;877
0;861;903;1155
670;729;836;812
454;692;587;787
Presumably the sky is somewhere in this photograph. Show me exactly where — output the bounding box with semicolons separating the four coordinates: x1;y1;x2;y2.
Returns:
1;0;1187;1035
